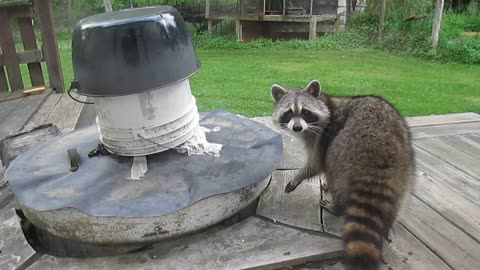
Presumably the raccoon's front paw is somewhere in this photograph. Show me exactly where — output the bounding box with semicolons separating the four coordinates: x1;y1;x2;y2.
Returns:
285;179;301;193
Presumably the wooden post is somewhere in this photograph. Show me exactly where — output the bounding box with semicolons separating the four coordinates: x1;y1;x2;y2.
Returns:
205;0;211;35
0;10;24;90
18;17;45;87
236;20;243;41
309;17;317;41
0;66;8;91
310;0;313;15
207;20;212;35
103;0;113;13
432;0;445;52
283;0;286;15
205;0;210;18
34;0;64;93
378;0;386;37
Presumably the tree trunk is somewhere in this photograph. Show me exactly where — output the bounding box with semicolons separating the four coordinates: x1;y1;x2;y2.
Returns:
378;0;387;38
66;0;72;27
432;0;445;52
104;0;113;13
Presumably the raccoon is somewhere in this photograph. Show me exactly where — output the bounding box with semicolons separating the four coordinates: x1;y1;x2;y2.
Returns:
271;80;414;270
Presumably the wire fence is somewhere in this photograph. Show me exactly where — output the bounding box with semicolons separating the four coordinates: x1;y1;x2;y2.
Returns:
210;0;340;16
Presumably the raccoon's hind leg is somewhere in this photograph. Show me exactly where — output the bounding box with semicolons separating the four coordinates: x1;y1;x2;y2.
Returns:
320;188;347;217
320;174;329;191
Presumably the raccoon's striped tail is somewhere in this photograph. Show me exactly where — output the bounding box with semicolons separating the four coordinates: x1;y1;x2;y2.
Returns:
342;181;397;270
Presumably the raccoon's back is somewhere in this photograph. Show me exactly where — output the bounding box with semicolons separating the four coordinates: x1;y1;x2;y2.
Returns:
326;96;414;270
328;95;413;176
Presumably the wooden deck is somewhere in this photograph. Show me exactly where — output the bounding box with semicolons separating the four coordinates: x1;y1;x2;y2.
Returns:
0;93;479;270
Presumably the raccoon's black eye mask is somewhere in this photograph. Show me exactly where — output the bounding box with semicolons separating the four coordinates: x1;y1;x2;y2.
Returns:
279;109;293;128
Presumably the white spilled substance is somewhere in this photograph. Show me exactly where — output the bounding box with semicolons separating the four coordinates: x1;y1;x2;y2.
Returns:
130;156;148;180
177;125;223;157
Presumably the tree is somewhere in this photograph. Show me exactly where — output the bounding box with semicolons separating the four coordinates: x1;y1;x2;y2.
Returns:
432;0;445;51
104;0;113;12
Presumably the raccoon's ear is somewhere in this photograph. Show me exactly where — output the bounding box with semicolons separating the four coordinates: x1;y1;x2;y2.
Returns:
271;84;287;103
305;80;321;97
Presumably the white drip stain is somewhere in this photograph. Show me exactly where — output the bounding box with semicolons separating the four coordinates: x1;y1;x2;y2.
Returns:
177;125;223;157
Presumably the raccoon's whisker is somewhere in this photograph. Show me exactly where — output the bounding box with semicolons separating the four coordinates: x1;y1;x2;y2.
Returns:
305;128;324;137
306;126;329;137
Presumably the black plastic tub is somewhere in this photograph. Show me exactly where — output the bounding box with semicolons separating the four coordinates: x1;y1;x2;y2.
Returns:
71;6;200;97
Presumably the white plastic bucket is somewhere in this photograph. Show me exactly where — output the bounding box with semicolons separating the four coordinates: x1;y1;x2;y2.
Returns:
93;79;200;156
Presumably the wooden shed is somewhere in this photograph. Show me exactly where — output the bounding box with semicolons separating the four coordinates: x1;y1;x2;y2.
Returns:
205;0;363;41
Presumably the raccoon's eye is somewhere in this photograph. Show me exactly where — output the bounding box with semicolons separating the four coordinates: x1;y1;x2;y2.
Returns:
301;109;310;115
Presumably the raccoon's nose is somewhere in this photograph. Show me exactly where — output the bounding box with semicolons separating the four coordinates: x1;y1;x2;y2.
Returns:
292;124;302;132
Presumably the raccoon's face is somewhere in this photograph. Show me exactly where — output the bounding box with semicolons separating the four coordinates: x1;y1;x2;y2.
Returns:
271;80;330;134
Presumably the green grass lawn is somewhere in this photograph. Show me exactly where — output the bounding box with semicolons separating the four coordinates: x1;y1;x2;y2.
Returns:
21;47;480;117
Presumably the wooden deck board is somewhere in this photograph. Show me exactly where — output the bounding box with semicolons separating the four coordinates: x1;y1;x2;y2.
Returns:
0;182;13;209
411;121;480;139
413;146;480;204
27;217;343;270
406;112;480;127
257;170;323;231
412;170;480;243
464;133;480;144
438;134;480;159
21;92;63;132
0;90;51;142
0;91;25;123
414;137;480;179
0;202;37;270
398;195;480;270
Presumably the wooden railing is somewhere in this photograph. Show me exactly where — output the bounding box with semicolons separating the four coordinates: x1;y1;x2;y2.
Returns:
0;0;64;93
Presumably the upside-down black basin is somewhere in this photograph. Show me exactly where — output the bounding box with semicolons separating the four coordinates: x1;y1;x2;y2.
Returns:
71;6;200;97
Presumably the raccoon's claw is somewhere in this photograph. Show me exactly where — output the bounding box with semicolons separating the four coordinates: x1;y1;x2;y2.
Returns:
320;200;340;216
285;181;299;193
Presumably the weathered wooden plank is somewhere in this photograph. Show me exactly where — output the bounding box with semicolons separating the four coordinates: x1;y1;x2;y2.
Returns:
257;170;323;231
1;124;61;168
438;134;480;159
0;91;26;125
398;195;480;270
74;100;97;129
0;2;33;18
0;90;50;142
0;202;38;270
292;221;453;270
0;184;14;210
21;92;62;132
406;112;480;127
0;10;24;90
28;217;343;270
413;146;479;204
464;133;480;144
412;171;480;243
47;93;87;131
411;121;480;139
0;66;8;91
414;137;480;179
252;117;307;169
316;195;452;270
34;0;64;93
0;91;13;100
0;50;43;66
381;222;453;270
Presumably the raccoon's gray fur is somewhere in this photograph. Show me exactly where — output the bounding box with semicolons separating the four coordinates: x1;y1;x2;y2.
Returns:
271;80;415;270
